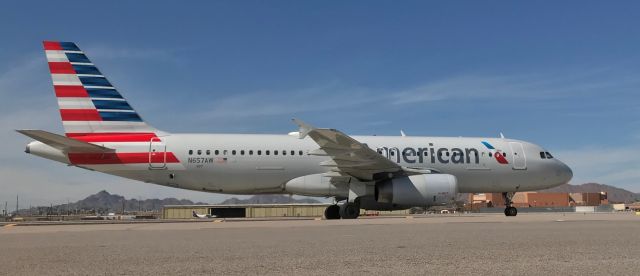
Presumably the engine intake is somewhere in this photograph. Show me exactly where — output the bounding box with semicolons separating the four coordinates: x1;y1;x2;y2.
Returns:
375;174;458;206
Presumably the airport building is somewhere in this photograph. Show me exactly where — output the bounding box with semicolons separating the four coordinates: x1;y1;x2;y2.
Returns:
162;203;412;219
162;203;331;219
470;192;608;208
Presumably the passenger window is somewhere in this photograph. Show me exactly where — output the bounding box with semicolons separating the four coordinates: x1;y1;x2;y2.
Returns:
489;152;492;157
197;150;202;155
241;150;245;155
274;150;278;156
206;150;210;155
283;150;286;156
215;150;219;155
188;150;193;155
299;150;303;156
291;150;295;155
258;150;262;155
249;150;253;155
266;150;270;155
232;150;236;155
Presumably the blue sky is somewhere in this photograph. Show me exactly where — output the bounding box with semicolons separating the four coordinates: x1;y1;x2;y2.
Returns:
1;1;639;207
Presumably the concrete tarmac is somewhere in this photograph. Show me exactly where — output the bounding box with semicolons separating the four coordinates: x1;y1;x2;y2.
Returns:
1;213;639;275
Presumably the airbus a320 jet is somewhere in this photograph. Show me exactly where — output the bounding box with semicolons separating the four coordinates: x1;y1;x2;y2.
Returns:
19;41;573;219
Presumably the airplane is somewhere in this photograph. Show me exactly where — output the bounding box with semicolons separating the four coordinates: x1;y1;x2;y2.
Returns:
18;41;573;219
192;210;215;219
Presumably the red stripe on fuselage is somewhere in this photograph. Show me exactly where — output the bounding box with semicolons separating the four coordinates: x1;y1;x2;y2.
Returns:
55;85;89;97
48;62;75;74
60;109;102;121
43;41;62;50
68;133;158;142
68;152;179;165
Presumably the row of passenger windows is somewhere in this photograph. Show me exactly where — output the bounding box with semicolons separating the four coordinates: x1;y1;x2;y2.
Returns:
540;151;554;159
188;149;305;156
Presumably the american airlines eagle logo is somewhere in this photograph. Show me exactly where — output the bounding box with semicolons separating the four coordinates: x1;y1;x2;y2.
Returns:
481;141;509;164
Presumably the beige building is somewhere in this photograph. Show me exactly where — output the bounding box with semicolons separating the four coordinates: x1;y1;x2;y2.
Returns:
162;203;332;219
162;203;412;219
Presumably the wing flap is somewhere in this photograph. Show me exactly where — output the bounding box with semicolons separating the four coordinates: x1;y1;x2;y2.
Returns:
292;119;402;181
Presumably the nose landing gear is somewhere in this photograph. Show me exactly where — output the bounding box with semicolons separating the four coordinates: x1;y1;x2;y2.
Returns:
502;192;518;217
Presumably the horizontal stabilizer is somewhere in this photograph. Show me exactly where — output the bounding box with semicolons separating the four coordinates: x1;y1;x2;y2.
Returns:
16;129;114;153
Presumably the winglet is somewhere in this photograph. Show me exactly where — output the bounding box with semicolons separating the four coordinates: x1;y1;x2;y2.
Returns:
291;118;315;139
400;130;406;137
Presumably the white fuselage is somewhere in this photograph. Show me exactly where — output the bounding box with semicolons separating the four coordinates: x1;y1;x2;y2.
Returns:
27;133;573;198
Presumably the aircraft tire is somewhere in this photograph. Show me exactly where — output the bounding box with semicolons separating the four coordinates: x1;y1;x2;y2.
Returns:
324;205;341;220
339;202;360;219
504;207;518;216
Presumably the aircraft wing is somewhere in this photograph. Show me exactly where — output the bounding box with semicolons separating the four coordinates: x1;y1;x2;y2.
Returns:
292;119;403;181
16;129;114;153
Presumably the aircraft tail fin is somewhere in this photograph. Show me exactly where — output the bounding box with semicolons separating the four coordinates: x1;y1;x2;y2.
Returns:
42;41;159;139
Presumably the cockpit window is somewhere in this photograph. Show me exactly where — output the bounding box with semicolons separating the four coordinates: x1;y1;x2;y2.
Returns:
545;152;553;159
540;152;546;159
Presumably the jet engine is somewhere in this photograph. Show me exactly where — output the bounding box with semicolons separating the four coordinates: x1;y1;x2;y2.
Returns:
375;174;458;206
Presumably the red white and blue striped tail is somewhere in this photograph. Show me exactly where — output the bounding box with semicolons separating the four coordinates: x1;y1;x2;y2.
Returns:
43;41;160;142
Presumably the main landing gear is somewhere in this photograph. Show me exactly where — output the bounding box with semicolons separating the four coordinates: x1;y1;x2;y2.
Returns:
324;201;360;220
502;192;518;217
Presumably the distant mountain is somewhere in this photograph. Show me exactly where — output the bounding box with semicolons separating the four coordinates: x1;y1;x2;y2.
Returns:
219;194;322;205
73;190;209;211
540;183;639;203
21;191;322;215
25;190;209;214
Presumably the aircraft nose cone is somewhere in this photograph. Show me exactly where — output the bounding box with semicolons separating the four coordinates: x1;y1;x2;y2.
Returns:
559;162;573;184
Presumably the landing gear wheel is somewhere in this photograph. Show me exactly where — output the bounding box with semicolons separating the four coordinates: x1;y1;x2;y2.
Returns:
502;192;518;217
339;202;360;219
504;206;518;217
324;205;340;220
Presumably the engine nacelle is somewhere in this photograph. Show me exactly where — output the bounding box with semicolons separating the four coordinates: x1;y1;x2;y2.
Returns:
375;174;458;206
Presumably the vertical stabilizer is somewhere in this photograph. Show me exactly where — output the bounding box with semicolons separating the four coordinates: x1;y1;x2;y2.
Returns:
43;41;159;140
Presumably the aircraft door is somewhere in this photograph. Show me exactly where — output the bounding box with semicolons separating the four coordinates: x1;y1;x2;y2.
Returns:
509;142;526;170
149;137;167;169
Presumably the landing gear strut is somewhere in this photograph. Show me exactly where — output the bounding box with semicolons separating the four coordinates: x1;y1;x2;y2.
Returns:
502;192;518;217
